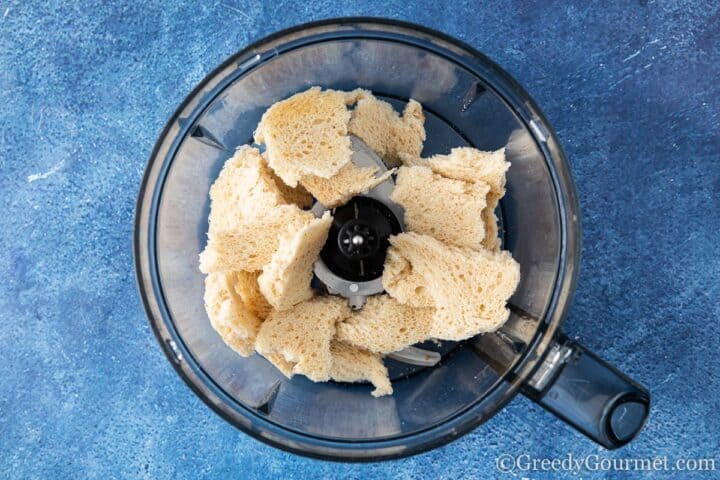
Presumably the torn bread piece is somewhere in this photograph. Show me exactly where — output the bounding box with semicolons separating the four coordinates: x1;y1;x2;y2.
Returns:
301;163;394;208
426;147;509;193
232;271;273;320
399;147;509;250
348;94;426;167
258;212;332;310
255;296;350;381
208;145;288;235
204;272;262;356
336;295;434;354
390;166;490;250
388;232;520;341
254;87;357;187
382;249;434;308
329;341;393;397
199;205;315;273
427;147;509;251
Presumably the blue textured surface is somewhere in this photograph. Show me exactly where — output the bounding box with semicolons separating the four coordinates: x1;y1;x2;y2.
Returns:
1;2;719;478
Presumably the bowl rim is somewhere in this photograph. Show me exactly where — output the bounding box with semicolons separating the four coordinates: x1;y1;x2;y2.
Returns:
133;16;581;462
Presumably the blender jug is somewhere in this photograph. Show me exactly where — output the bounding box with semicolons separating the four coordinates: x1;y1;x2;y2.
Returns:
134;18;650;460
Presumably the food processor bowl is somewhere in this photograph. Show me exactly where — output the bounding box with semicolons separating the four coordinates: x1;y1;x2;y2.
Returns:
134;18;650;460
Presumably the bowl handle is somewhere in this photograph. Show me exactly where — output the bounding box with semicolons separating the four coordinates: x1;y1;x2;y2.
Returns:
522;333;650;449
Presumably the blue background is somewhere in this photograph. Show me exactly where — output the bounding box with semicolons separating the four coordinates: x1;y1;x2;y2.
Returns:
1;1;718;478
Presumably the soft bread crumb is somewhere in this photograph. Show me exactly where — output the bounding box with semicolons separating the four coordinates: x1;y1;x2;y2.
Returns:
207;146;288;235
390;165;490;250
329;341;393;397
427;147;509;193
382;249;434;307
204;272;262;357
399;147;509;250
232;271;273;320
199;146;317;274
258;212;333;310
255;296;350;381
336;295;434;354
387;232;520;341
348;94;426;167
301;163;394;208
254;87;357;187
199;205;315;273
427;147;509;251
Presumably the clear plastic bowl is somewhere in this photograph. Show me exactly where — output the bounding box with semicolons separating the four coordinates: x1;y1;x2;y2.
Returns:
134;18;650;460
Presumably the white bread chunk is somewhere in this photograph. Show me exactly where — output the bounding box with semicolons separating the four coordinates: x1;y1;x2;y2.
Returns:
336;295;434;354
390;166;490;250
348;94;426;167
199;205;315;273
204;272;262;356
301;163;394;208
388;233;520;341
427;147;509;193
382;249;434;307
208;146;288;235
255;296;350;381
232;271;273;320
200;146;316;274
258;212;332;310
254;87;356;187
329;341;392;397
426;147;509;250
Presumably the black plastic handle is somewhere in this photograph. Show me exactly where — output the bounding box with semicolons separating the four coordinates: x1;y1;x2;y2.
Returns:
523;334;650;449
